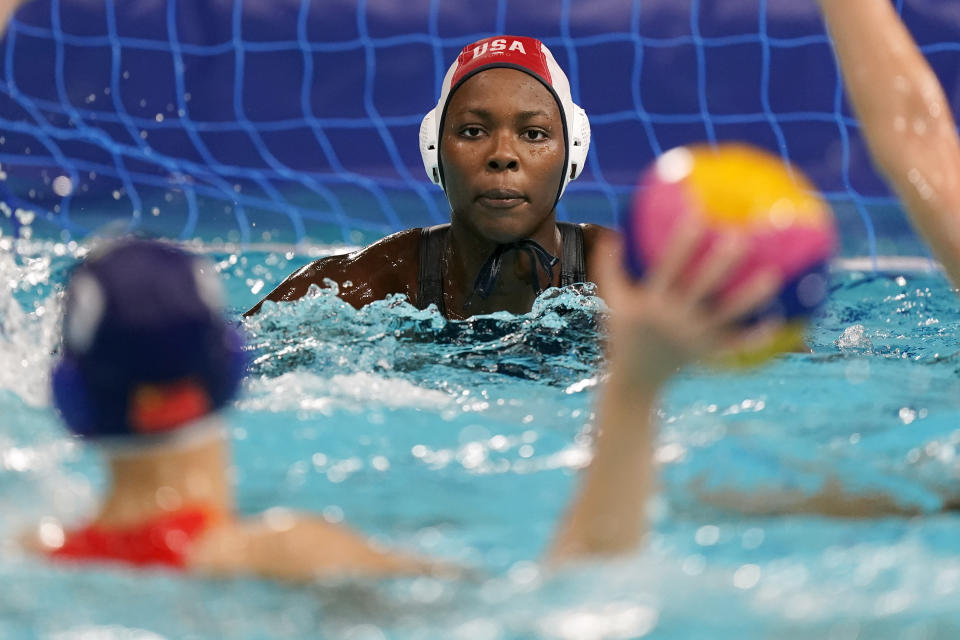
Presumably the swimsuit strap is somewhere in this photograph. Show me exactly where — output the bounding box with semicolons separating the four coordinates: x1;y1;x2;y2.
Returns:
416;224;450;314
471;239;559;300
557;222;587;286
418;222;586;312
49;507;216;570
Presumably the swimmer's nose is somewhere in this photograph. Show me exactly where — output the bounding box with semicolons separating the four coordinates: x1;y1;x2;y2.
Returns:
487;131;519;172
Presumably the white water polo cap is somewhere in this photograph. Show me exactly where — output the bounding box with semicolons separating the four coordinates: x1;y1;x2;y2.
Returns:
419;35;591;202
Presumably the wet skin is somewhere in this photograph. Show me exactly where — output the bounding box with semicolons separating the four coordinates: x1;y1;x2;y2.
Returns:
244;68;615;319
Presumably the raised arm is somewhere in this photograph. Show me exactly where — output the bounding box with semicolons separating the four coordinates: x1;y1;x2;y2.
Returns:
0;0;24;35
547;227;780;563
818;0;960;287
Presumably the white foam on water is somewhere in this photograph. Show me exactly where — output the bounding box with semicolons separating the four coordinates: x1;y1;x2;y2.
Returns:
0;247;60;408
239;371;454;414
49;626;168;640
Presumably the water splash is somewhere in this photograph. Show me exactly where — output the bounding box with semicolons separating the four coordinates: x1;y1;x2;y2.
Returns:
811;271;960;360
0;239;69;407
242;280;606;389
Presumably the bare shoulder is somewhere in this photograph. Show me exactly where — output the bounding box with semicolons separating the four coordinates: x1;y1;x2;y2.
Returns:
184;520;249;576
581;223;620;282
187;512;428;581
341;227;422;278
580;223;619;248
18;524;48;555
245;228;423;315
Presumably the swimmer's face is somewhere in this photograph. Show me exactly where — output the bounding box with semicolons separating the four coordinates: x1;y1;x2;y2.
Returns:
440;68;565;244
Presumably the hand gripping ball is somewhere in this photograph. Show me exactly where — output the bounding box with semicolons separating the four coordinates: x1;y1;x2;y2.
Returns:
623;144;837;366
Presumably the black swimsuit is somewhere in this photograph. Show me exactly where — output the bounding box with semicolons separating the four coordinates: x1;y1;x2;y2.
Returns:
416;222;587;315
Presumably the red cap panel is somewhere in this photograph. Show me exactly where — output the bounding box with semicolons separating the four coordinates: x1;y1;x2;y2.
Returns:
451;36;553;88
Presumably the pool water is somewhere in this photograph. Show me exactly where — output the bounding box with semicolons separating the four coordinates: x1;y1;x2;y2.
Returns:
3;237;960;639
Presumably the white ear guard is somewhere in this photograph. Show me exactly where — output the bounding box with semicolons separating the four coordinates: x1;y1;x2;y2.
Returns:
419;107;441;185
563;104;591;195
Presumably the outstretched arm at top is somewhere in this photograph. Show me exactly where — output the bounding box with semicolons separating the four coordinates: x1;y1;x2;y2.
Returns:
818;0;960;288
0;0;25;35
547;226;781;563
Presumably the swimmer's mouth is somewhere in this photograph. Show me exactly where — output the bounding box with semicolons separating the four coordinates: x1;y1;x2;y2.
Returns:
476;189;526;209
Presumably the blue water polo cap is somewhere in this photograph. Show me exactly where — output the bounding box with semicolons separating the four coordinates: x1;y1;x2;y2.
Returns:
52;238;246;440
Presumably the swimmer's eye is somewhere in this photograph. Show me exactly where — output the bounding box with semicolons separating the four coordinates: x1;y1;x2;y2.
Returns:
459;126;485;139
522;129;550;142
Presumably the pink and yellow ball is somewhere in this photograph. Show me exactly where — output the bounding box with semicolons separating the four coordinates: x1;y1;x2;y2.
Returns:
624;143;837;365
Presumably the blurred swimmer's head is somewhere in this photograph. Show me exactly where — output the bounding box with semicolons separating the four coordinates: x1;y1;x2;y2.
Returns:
51;238;245;442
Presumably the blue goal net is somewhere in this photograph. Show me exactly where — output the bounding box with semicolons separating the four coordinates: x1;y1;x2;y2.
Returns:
1;0;959;258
